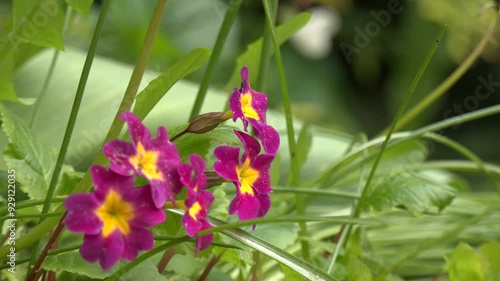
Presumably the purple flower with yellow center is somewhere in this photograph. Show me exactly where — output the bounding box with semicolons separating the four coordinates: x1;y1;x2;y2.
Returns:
182;191;214;253
178;154;214;253
104;111;182;208
230;66;268;131
213;130;274;221
64;166;165;270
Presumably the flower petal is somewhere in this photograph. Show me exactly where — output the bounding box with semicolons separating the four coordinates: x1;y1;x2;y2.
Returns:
64;193;102;235
229;193;260;221
127;185;166;227
90;165;135;202
235;130;260;162
103;140;136;176
122;227;155;261
251;120;280;155
120;111;150;145
195;220;213;254
213;145;240;181
250;154;275;194
80;231;124;270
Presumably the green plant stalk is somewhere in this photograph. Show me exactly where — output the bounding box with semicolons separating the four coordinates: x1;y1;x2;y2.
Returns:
0;198;66;216
261;0;310;261
425;133;500;191
406;160;500;176
30;6;73;129
385;20;497;134
354;25;446;217
0;0;168;260
106;237;191;280
255;0;278;91
387;203;499;271
189;0;243;120
28;0;110;272
272;187;359;199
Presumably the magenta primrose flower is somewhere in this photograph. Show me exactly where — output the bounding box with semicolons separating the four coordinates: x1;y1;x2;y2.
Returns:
230;66;268;131
64;166;165;270
178;154;214;253
214;130;274;221
104;111;182;208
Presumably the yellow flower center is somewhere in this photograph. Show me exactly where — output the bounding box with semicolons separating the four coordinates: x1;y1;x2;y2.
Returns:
95;190;135;237
129;142;163;180
240;93;260;120
188;202;202;221
236;158;259;195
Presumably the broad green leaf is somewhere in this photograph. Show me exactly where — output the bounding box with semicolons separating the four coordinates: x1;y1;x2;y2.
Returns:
165;253;206;278
0;54;18;102
41;252;116;279
280;263;305;281
12;0;65;50
226;12;312;88
297;123;313;169
0;105;75;200
348;255;372;281
207;216;335;281
365;172;455;215
446;243;484;281
133;48;211;120
479;242;500;281
208;185;230;220
65;0;93;17
174;126;239;161
120;260;167;281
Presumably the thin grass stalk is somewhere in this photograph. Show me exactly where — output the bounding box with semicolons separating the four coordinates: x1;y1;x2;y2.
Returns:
189;0;243;119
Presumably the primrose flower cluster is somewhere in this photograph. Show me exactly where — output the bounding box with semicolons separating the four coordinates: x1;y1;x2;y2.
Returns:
64;67;279;270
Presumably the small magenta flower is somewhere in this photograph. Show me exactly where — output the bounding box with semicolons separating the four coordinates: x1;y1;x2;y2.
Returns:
178;154;214;253
182;191;214;253
250;119;280;155
64;166;165;270
213;130;274;221
230;66;268;131
104;111;182;208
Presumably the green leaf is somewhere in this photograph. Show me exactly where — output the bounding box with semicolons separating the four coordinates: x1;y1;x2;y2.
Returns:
208;185;230;221
366;172;455;215
446;242;484;281
65;0;93;17
165;252;205;278
226;12;311;88
120;260;167;281
174;126;239;161
41;251;116;279
1;105;55;200
133;48;211;120
479;242;500;281
0;54;19;102
280;263;305;281
348;255;373;281
208;216;336;281
297;123;313;169
12;0;65;50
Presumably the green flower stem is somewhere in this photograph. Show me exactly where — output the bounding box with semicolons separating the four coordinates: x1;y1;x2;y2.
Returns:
272;187;359;200
255;0;278;91
261;0;309;261
387;203;499;271
353;25;446;218
0;197;66;216
107;237;191;281
189;0;243;120
0;212;64;221
385;20;497;134
0;0;169;260
406;160;500;175
28;0;111;273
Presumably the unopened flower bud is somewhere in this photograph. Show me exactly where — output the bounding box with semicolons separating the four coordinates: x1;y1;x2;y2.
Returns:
186;111;233;134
